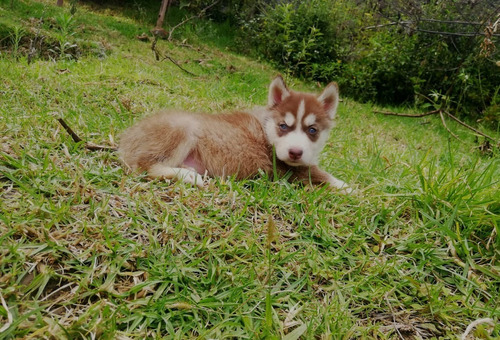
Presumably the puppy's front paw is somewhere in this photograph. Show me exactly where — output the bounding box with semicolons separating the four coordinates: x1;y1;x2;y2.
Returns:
338;186;354;195
328;175;351;193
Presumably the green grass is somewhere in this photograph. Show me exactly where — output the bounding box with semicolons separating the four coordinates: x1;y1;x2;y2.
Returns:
0;0;499;338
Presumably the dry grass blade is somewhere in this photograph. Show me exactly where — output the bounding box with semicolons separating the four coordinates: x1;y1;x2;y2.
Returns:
461;318;495;340
0;292;13;333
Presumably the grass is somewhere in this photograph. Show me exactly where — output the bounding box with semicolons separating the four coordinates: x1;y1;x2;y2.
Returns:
0;0;499;338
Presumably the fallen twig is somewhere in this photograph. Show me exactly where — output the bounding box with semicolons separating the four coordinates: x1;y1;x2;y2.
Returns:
57;117;82;143
162;54;197;77
151;36;198;76
57;118;117;151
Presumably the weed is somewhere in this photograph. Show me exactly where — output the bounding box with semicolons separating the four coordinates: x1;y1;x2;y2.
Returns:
51;13;78;59
9;25;24;60
69;0;78;15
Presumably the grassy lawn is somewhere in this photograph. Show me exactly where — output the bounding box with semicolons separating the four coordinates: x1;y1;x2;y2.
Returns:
0;0;499;338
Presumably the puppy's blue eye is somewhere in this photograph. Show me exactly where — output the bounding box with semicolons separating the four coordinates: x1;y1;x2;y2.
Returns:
308;127;317;134
279;123;288;131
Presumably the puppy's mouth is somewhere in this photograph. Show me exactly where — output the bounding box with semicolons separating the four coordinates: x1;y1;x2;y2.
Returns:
280;157;311;167
283;159;304;166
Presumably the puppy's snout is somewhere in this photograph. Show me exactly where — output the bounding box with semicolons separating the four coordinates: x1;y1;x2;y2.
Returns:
288;148;303;161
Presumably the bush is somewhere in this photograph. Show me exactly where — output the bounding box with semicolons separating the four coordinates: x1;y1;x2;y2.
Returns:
225;0;500;126
238;0;360;79
338;31;418;104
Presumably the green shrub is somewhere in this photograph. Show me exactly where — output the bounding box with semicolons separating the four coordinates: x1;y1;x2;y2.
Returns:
238;0;360;79
226;0;500;126
338;31;418;104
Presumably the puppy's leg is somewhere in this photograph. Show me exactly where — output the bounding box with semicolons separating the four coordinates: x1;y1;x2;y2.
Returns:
149;163;204;188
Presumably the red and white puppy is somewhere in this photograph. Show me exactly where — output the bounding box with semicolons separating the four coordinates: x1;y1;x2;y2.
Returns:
118;76;350;192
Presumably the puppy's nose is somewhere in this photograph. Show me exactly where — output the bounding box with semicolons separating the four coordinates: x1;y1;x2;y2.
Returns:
288;148;303;161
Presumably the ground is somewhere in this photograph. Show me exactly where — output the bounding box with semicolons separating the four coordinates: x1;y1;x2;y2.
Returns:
0;0;499;338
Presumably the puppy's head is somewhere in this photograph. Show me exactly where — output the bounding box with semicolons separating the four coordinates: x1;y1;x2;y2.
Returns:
264;75;339;166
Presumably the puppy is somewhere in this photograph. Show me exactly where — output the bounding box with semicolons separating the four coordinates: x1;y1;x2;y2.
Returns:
118;76;350;191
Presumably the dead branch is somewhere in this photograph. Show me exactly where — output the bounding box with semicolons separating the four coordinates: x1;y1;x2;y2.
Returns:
444;111;497;142
362;21;411;30
410;27;500;37
151;36;198;76
373;109;440;118
362;19;500;37
439;110;460;140
373;109;499;144
57;118;117;152
419;18;484;26
364;19;485;30
167;0;221;41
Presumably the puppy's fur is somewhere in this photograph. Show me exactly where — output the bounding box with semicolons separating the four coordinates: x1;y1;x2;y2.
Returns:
118;76;349;191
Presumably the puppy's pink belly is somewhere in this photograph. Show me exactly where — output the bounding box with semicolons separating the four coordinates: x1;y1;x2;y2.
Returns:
183;153;206;174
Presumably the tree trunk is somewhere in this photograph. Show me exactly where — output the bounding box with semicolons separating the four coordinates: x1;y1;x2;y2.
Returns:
152;0;170;37
156;0;170;28
56;0;63;6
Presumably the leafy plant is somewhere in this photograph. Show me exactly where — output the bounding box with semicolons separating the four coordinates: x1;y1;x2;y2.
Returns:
243;0;354;79
70;0;78;16
9;25;24;60
51;12;78;59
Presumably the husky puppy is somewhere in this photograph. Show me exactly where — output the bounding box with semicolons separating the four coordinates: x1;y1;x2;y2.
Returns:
118;76;350;191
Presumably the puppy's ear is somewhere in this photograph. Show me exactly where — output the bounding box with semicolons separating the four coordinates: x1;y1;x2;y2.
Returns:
318;82;339;119
268;75;290;107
